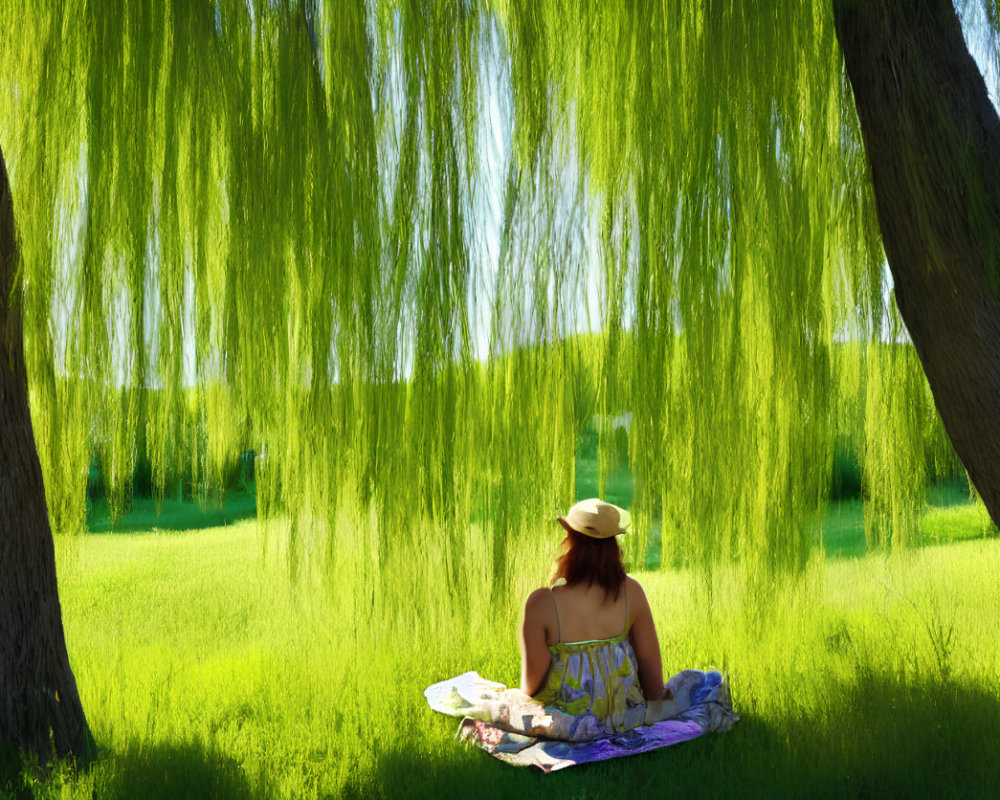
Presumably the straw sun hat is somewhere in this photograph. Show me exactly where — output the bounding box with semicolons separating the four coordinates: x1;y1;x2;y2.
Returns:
557;498;631;539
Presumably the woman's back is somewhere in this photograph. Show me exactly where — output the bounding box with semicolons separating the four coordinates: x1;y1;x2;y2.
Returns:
548;581;629;644
532;580;648;736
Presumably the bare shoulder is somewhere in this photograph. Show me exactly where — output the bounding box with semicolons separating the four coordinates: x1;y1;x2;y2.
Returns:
625;576;651;609
523;586;554;616
525;586;553;606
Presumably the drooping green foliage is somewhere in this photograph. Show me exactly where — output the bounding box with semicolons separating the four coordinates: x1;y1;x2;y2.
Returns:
0;1;981;614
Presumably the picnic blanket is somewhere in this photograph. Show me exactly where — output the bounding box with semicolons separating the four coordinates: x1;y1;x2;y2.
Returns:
424;669;738;772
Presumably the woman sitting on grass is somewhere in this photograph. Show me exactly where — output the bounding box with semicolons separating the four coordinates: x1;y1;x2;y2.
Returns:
518;498;670;734
425;498;737;770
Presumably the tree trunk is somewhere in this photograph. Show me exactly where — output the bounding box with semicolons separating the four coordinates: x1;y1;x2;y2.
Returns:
834;0;1000;530
0;147;92;761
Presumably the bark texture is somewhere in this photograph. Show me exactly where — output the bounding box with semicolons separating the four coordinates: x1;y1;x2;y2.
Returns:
0;147;91;760
834;0;1000;529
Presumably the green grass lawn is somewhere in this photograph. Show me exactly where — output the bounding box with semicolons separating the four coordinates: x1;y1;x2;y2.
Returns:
6;509;999;799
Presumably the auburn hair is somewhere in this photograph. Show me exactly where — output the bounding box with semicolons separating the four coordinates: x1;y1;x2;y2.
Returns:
550;528;627;601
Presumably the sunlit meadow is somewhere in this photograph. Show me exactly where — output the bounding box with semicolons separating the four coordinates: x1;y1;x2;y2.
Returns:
4;481;996;799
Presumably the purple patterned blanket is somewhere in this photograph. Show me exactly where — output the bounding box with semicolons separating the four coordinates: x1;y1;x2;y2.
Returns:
424;669;738;773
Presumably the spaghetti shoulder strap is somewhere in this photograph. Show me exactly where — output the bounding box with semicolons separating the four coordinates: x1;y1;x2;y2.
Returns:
550;587;562;644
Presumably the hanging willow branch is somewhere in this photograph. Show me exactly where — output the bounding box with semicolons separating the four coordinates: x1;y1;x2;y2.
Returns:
0;0;970;613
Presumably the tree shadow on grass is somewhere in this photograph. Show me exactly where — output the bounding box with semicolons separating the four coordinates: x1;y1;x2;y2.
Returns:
98;740;268;800
354;674;1000;799
1;739;268;800
0;741;32;799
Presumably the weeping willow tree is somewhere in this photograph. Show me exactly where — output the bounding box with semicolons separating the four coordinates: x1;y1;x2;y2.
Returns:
2;0;998;759
834;0;1000;531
